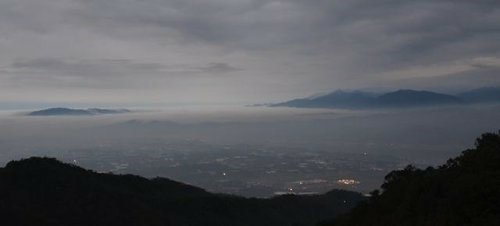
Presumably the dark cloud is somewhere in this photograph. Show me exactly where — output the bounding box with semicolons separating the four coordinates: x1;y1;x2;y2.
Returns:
10;58;165;75
65;0;500;71
387;67;500;93
0;0;499;103
196;63;242;74
6;58;168;87
3;57;242;90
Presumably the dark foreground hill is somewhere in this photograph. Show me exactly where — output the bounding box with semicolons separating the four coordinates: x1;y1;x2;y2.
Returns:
321;131;500;226
0;157;363;226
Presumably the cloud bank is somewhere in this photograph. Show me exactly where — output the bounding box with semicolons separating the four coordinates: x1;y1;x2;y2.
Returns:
0;0;499;105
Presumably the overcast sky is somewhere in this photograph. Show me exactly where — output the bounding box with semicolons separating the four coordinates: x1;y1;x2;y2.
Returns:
1;0;499;106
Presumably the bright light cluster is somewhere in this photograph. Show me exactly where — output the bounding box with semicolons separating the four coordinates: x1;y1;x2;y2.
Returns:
336;179;360;185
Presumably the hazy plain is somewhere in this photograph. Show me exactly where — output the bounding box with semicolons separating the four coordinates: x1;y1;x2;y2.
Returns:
0;104;499;196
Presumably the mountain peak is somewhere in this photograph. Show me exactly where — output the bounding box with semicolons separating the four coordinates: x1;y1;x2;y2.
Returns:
6;157;78;170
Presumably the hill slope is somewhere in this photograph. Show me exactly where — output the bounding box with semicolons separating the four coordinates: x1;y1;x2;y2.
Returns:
457;87;500;103
272;91;376;109
375;89;462;107
0;157;363;226
321;131;500;226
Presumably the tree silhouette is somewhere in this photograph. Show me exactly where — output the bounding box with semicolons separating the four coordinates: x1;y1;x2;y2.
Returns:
322;131;500;226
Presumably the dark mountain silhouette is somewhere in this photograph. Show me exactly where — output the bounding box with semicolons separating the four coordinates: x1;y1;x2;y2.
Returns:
272;89;463;109
0;157;363;226
272;90;376;109
457;87;500;103
375;89;462;108
320;131;500;226
28;108;130;116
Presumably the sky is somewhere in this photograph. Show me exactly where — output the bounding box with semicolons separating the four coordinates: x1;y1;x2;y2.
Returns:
1;0;500;106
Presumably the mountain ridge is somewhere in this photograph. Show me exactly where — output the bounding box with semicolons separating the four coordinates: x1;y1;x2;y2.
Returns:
457;87;500;103
271;87;499;109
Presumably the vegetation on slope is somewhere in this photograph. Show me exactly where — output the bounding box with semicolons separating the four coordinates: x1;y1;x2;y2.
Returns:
321;131;500;226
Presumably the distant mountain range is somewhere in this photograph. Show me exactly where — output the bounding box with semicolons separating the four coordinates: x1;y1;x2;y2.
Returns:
28;108;131;116
456;87;500;103
271;87;500;109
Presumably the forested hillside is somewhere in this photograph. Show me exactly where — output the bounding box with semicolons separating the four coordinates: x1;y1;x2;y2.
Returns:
321;131;500;226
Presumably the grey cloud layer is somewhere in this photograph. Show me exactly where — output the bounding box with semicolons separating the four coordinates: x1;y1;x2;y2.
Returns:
4;58;241;88
0;0;499;103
